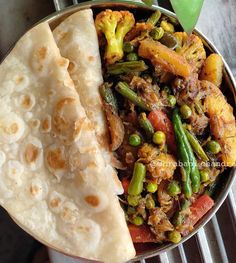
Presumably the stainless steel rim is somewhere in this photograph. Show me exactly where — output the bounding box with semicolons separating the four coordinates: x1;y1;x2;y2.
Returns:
3;1;236;262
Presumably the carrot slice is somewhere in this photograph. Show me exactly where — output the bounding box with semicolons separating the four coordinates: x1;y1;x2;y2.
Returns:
148;110;177;153
190;194;214;225
128;224;156;243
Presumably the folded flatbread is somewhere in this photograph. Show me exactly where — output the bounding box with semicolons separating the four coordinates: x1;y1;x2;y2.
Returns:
0;22;135;263
53;9;123;195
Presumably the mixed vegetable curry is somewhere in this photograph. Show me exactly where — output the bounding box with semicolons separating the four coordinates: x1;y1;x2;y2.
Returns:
95;9;236;245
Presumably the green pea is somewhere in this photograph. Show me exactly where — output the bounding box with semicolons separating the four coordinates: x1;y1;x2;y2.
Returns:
168;95;177;107
146;182;158;193
150;27;164;41
126;52;139;61
127;195;141;207
200;170;210;182
127;206;136;215
129;134;141;147
123;42;134;53
167;180;181;197
180;104;192;119
132;216;144;226
146;196;155;209
153;131;166;145
206;140;221;154
168;230;182;243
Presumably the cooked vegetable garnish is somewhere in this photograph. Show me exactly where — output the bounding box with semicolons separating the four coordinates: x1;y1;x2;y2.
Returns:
116;82;151;110
185;129;209;161
128;162;146;196
95;10;135;64
138;38;191;78
138;113;155;139
96;8;236;246
107;60;148;75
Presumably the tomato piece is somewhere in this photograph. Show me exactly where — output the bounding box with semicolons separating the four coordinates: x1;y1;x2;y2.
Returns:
128;224;156;243
190;194;214;225
121;177;130;194
148;110;176;153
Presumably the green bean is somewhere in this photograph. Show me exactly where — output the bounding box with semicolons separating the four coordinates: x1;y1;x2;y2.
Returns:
99;83;118;110
128;162;146;196
173;109;200;193
129;134;142;147
115;82;151;111
173;114;192;198
185;129;209;162
138;113;155;139
107;61;148;75
147;10;161;25
172;199;191;226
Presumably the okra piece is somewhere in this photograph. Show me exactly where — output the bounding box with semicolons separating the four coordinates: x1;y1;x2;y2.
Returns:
115;82;151;111
138;112;155;139
185;129;209;162
107;61;148;75
128;162;146;196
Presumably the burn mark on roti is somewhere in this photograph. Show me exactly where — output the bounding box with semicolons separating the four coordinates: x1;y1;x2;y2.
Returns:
85;195;100;207
25;143;39;164
46;147;67;170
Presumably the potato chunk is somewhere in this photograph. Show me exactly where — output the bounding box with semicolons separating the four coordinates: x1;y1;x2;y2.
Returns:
200;54;223;87
138;38;191;78
202;80;236;166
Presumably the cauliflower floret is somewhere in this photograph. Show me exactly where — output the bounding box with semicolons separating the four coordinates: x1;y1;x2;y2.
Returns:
177;34;206;73
95;10;135;64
